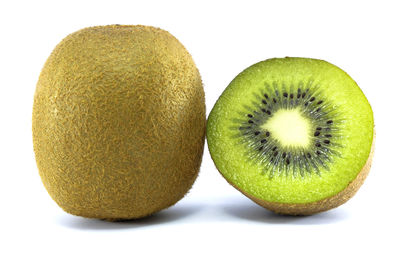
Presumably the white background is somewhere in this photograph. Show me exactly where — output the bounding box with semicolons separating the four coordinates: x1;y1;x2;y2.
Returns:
1;0;399;261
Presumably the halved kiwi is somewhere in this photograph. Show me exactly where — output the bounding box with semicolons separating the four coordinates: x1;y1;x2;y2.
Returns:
207;57;374;215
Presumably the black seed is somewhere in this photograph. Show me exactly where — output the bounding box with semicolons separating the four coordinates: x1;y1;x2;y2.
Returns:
273;151;278;157
248;120;254;124
266;110;271;115
302;93;306;98
316;143;321;147
273;98;277;103
314;131;320;136
254;131;260;135
317;100;323;104
264;94;269;99
261;139;267;143
327;120;333;124
307;153;312;158
262;100;267;104
286;158;290;165
316;108;321;112
266;131;270;137
325;134;332;138
325;127;331;131
316;127;322;131
261;108;267;113
247;126;251;129
247;114;253;118
258;147;263;151
290;94;294;99
283;92;288;97
282;152;286;158
304;102;309;106
297;93;301;98
310;97;315;102
324;140;330;144
316;150;321;155
272;146;277;151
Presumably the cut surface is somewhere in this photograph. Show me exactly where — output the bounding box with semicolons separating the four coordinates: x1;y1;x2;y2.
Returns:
261;108;312;147
207;57;374;205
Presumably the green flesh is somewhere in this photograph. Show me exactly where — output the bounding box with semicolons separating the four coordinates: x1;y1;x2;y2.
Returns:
207;58;374;204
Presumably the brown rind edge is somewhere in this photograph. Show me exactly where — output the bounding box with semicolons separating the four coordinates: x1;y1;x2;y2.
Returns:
224;130;376;216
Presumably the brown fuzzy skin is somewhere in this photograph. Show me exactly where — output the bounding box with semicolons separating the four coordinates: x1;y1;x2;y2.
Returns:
32;25;206;220
224;133;375;216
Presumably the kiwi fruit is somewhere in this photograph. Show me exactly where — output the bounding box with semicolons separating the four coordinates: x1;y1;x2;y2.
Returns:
32;25;206;220
207;57;374;215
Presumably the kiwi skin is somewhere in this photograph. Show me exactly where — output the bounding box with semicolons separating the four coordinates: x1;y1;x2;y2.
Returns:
32;25;206;220
218;132;375;216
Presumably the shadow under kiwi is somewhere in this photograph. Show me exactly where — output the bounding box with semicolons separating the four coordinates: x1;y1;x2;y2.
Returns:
55;202;203;230
222;196;350;225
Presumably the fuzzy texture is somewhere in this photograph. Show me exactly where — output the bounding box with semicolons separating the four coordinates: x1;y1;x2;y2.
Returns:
233;133;375;215
32;25;206;220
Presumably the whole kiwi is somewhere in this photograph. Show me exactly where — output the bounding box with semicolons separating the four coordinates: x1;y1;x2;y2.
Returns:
32;25;206;220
